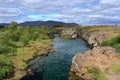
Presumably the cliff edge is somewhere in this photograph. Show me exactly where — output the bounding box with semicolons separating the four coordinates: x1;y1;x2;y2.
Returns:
70;47;120;80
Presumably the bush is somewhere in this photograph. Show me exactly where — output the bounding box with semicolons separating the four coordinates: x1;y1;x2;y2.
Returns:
101;35;120;53
0;22;52;55
0;54;13;79
87;66;107;80
112;43;120;53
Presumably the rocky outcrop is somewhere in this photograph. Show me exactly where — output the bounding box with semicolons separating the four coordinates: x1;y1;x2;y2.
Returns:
60;27;116;47
70;47;120;80
82;32;115;47
60;28;78;39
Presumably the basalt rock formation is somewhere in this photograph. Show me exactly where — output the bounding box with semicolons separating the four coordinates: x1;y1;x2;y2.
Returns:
69;47;120;80
81;26;120;48
82;32;115;47
60;28;78;39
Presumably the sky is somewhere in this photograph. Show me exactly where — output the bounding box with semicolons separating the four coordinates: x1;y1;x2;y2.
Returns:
0;0;120;25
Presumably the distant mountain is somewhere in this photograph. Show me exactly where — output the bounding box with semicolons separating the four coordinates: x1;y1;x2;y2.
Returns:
0;20;79;27
0;23;9;27
19;20;79;27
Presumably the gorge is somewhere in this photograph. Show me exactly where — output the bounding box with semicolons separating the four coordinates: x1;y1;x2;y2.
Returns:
23;34;90;80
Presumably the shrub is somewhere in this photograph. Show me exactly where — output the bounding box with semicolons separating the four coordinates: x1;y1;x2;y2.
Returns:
87;66;107;80
0;54;13;79
101;35;120;53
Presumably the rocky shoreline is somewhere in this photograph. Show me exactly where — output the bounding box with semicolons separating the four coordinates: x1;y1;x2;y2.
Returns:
69;47;120;80
5;26;120;80
68;26;120;80
60;26;120;47
58;26;120;80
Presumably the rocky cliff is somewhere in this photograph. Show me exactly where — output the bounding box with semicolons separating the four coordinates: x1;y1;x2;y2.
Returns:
60;28;78;39
81;26;120;48
69;47;120;80
82;32;114;47
60;26;120;47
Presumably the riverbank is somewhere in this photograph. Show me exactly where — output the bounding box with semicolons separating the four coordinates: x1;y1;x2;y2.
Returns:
3;25;120;80
69;26;120;80
0;22;55;80
70;47;120;80
81;26;120;47
60;26;120;47
22;34;90;80
4;40;55;80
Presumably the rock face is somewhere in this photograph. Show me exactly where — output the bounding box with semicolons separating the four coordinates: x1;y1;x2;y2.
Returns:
70;47;120;80
60;28;78;39
59;26;117;47
82;32;115;47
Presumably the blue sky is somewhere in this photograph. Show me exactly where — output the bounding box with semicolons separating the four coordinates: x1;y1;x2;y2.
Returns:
0;0;120;25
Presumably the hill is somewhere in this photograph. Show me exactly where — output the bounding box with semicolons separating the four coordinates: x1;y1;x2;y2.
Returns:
0;20;79;27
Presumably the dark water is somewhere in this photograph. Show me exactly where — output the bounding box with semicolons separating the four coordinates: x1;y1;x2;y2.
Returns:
25;34;90;80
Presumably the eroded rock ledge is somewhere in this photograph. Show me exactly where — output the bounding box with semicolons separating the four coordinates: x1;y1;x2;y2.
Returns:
60;27;120;48
82;32;113;47
60;28;78;39
70;47;120;80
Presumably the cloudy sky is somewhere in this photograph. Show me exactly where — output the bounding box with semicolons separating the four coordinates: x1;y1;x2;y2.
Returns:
0;0;120;25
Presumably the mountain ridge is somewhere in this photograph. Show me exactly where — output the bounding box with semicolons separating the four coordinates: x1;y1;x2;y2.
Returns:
0;20;79;27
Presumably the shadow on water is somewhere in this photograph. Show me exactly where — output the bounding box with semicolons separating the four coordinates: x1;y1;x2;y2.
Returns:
22;34;90;80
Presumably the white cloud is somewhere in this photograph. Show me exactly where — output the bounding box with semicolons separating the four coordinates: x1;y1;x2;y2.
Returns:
89;15;103;18
100;0;120;5
0;7;21;17
0;0;120;25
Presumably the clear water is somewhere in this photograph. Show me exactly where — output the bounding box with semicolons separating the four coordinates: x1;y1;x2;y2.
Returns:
25;34;90;80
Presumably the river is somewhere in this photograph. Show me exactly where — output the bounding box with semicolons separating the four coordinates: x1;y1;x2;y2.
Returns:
24;34;90;80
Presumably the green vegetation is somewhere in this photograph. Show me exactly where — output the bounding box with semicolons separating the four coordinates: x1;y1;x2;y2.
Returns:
89;29;99;33
0;22;53;79
53;24;63;28
0;54;13;80
75;26;83;32
112;65;120;73
101;35;120;53
87;66;107;80
0;22;52;55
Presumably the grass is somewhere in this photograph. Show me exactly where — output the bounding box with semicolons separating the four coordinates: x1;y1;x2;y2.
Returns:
83;26;120;35
8;41;53;71
38;39;53;45
7;40;53;80
101;35;120;53
90;29;99;33
87;66;107;80
0;23;54;79
112;65;120;73
9;47;35;70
